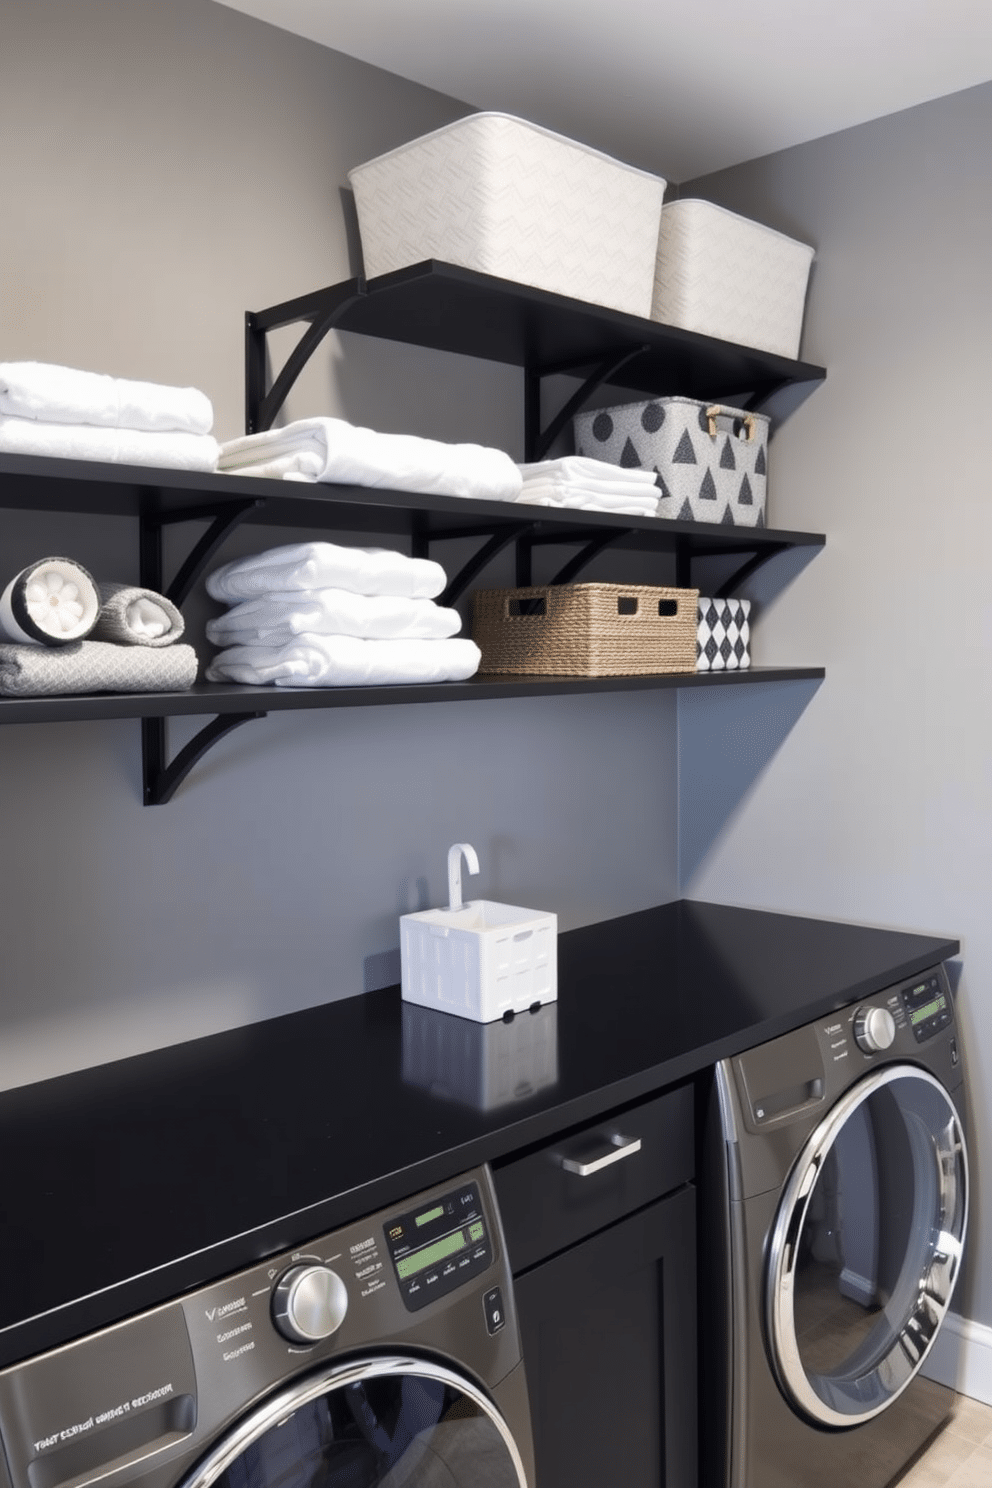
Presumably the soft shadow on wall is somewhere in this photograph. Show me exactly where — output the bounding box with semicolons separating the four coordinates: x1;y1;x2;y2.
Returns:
678;678;822;889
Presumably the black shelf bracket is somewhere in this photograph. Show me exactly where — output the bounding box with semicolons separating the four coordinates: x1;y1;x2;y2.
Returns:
524;346;651;463
246;279;368;434
439;523;538;607
138;496;269;804
142;713;268;806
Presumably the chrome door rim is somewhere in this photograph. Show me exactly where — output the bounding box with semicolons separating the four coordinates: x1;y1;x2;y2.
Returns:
766;1063;968;1427
176;1354;528;1488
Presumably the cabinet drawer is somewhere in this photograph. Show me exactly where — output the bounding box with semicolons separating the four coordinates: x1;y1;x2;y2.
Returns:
494;1083;694;1273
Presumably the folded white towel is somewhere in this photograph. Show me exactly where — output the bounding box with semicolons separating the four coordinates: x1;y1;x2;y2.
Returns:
217;417;522;502
518;457;659;492
0;640;198;696
516;487;659;516
0;557;101;646
206;589;460;646
92;582;185;647
0;361;214;434
206;634;481;688
0;415;219;471
206;542;447;602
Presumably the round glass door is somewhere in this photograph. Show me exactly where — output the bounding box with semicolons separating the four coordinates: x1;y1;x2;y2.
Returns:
178;1356;528;1488
766;1065;967;1428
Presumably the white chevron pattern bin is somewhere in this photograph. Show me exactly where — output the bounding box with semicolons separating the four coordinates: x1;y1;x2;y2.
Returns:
651;199;815;358
348;112;666;318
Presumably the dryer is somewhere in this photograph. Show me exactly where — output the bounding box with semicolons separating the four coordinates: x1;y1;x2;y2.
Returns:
0;1166;533;1488
701;964;968;1488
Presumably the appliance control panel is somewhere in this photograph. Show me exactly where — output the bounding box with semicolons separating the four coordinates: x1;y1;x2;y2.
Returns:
385;1180;492;1313
894;970;953;1042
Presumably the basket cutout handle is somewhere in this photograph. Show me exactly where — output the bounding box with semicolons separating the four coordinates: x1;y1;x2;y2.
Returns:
705;404;756;442
507;594;547;619
617;595;680;619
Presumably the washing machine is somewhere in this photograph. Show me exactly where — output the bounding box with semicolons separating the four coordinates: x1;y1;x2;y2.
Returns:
0;1166;534;1488
701;963;968;1488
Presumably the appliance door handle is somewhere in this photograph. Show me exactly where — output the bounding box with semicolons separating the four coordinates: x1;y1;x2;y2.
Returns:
559;1133;642;1176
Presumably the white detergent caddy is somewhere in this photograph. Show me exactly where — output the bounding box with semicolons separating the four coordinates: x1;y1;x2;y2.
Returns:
400;844;557;1023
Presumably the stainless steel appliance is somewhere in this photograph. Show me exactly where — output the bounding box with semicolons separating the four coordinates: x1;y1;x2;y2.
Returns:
702;964;968;1488
0;1166;534;1488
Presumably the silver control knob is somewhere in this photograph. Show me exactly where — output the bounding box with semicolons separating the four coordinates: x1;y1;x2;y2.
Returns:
853;1005;896;1054
272;1265;348;1344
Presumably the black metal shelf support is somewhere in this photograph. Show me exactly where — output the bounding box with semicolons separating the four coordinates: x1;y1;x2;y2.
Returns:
142;713;267;806
524;346;652;462
246;279;369;434
138;497;269;805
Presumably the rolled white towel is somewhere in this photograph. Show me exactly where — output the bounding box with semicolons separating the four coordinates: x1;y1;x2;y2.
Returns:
0;361;214;434
0;640;198;696
217;417;522;502
91;582;185;647
206;634;481;688
206;542;447;602
0;557;100;646
206;589;460;646
0;415;219;471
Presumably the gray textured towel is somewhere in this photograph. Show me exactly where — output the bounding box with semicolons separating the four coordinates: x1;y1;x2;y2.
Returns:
0;641;198;696
92;582;185;647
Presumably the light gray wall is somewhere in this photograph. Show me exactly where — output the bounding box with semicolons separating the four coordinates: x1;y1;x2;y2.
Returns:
679;82;992;1329
0;0;680;1089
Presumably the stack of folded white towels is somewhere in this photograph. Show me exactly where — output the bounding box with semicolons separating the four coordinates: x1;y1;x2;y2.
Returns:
217;416;522;501
515;457;660;516
0;361;219;471
204;541;482;688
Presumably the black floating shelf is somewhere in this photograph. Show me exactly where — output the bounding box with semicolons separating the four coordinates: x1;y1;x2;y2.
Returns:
247;260;826;440
0;668;826;727
0;453;824;556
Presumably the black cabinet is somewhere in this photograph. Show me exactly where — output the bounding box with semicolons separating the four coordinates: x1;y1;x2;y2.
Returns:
494;1084;697;1488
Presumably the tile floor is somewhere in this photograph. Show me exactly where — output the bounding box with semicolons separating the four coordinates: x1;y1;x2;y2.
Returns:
897;1395;992;1487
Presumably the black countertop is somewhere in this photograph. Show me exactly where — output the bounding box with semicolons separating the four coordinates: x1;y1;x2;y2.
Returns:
0;899;957;1369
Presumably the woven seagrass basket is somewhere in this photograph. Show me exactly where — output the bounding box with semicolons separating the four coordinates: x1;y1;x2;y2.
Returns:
472;583;699;677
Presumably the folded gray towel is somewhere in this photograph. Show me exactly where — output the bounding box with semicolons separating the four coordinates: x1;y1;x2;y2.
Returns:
92;582;185;647
0;640;198;696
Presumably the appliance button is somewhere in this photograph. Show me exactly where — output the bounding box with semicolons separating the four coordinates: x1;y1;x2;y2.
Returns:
853;1005;896;1054
272;1265;348;1344
484;1286;505;1335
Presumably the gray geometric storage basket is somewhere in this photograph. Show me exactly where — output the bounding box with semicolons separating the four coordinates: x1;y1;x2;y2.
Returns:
574;395;769;527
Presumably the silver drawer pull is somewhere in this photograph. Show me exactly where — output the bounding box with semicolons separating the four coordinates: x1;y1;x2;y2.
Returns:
559;1133;642;1177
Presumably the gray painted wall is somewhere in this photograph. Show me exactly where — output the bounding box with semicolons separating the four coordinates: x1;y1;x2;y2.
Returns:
0;0;680;1088
680;82;992;1329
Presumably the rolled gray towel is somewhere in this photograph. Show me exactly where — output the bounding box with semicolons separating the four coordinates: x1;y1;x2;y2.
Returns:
0;640;198;696
92;582;185;647
0;557;100;645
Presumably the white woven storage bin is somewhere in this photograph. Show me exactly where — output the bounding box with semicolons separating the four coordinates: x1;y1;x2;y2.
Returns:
401;899;557;1023
697;597;751;671
573;396;770;527
348;112;666;318
651;199;814;358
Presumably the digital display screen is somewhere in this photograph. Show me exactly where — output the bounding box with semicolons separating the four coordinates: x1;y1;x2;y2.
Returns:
415;1204;444;1228
910;993;947;1026
395;1228;468;1279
